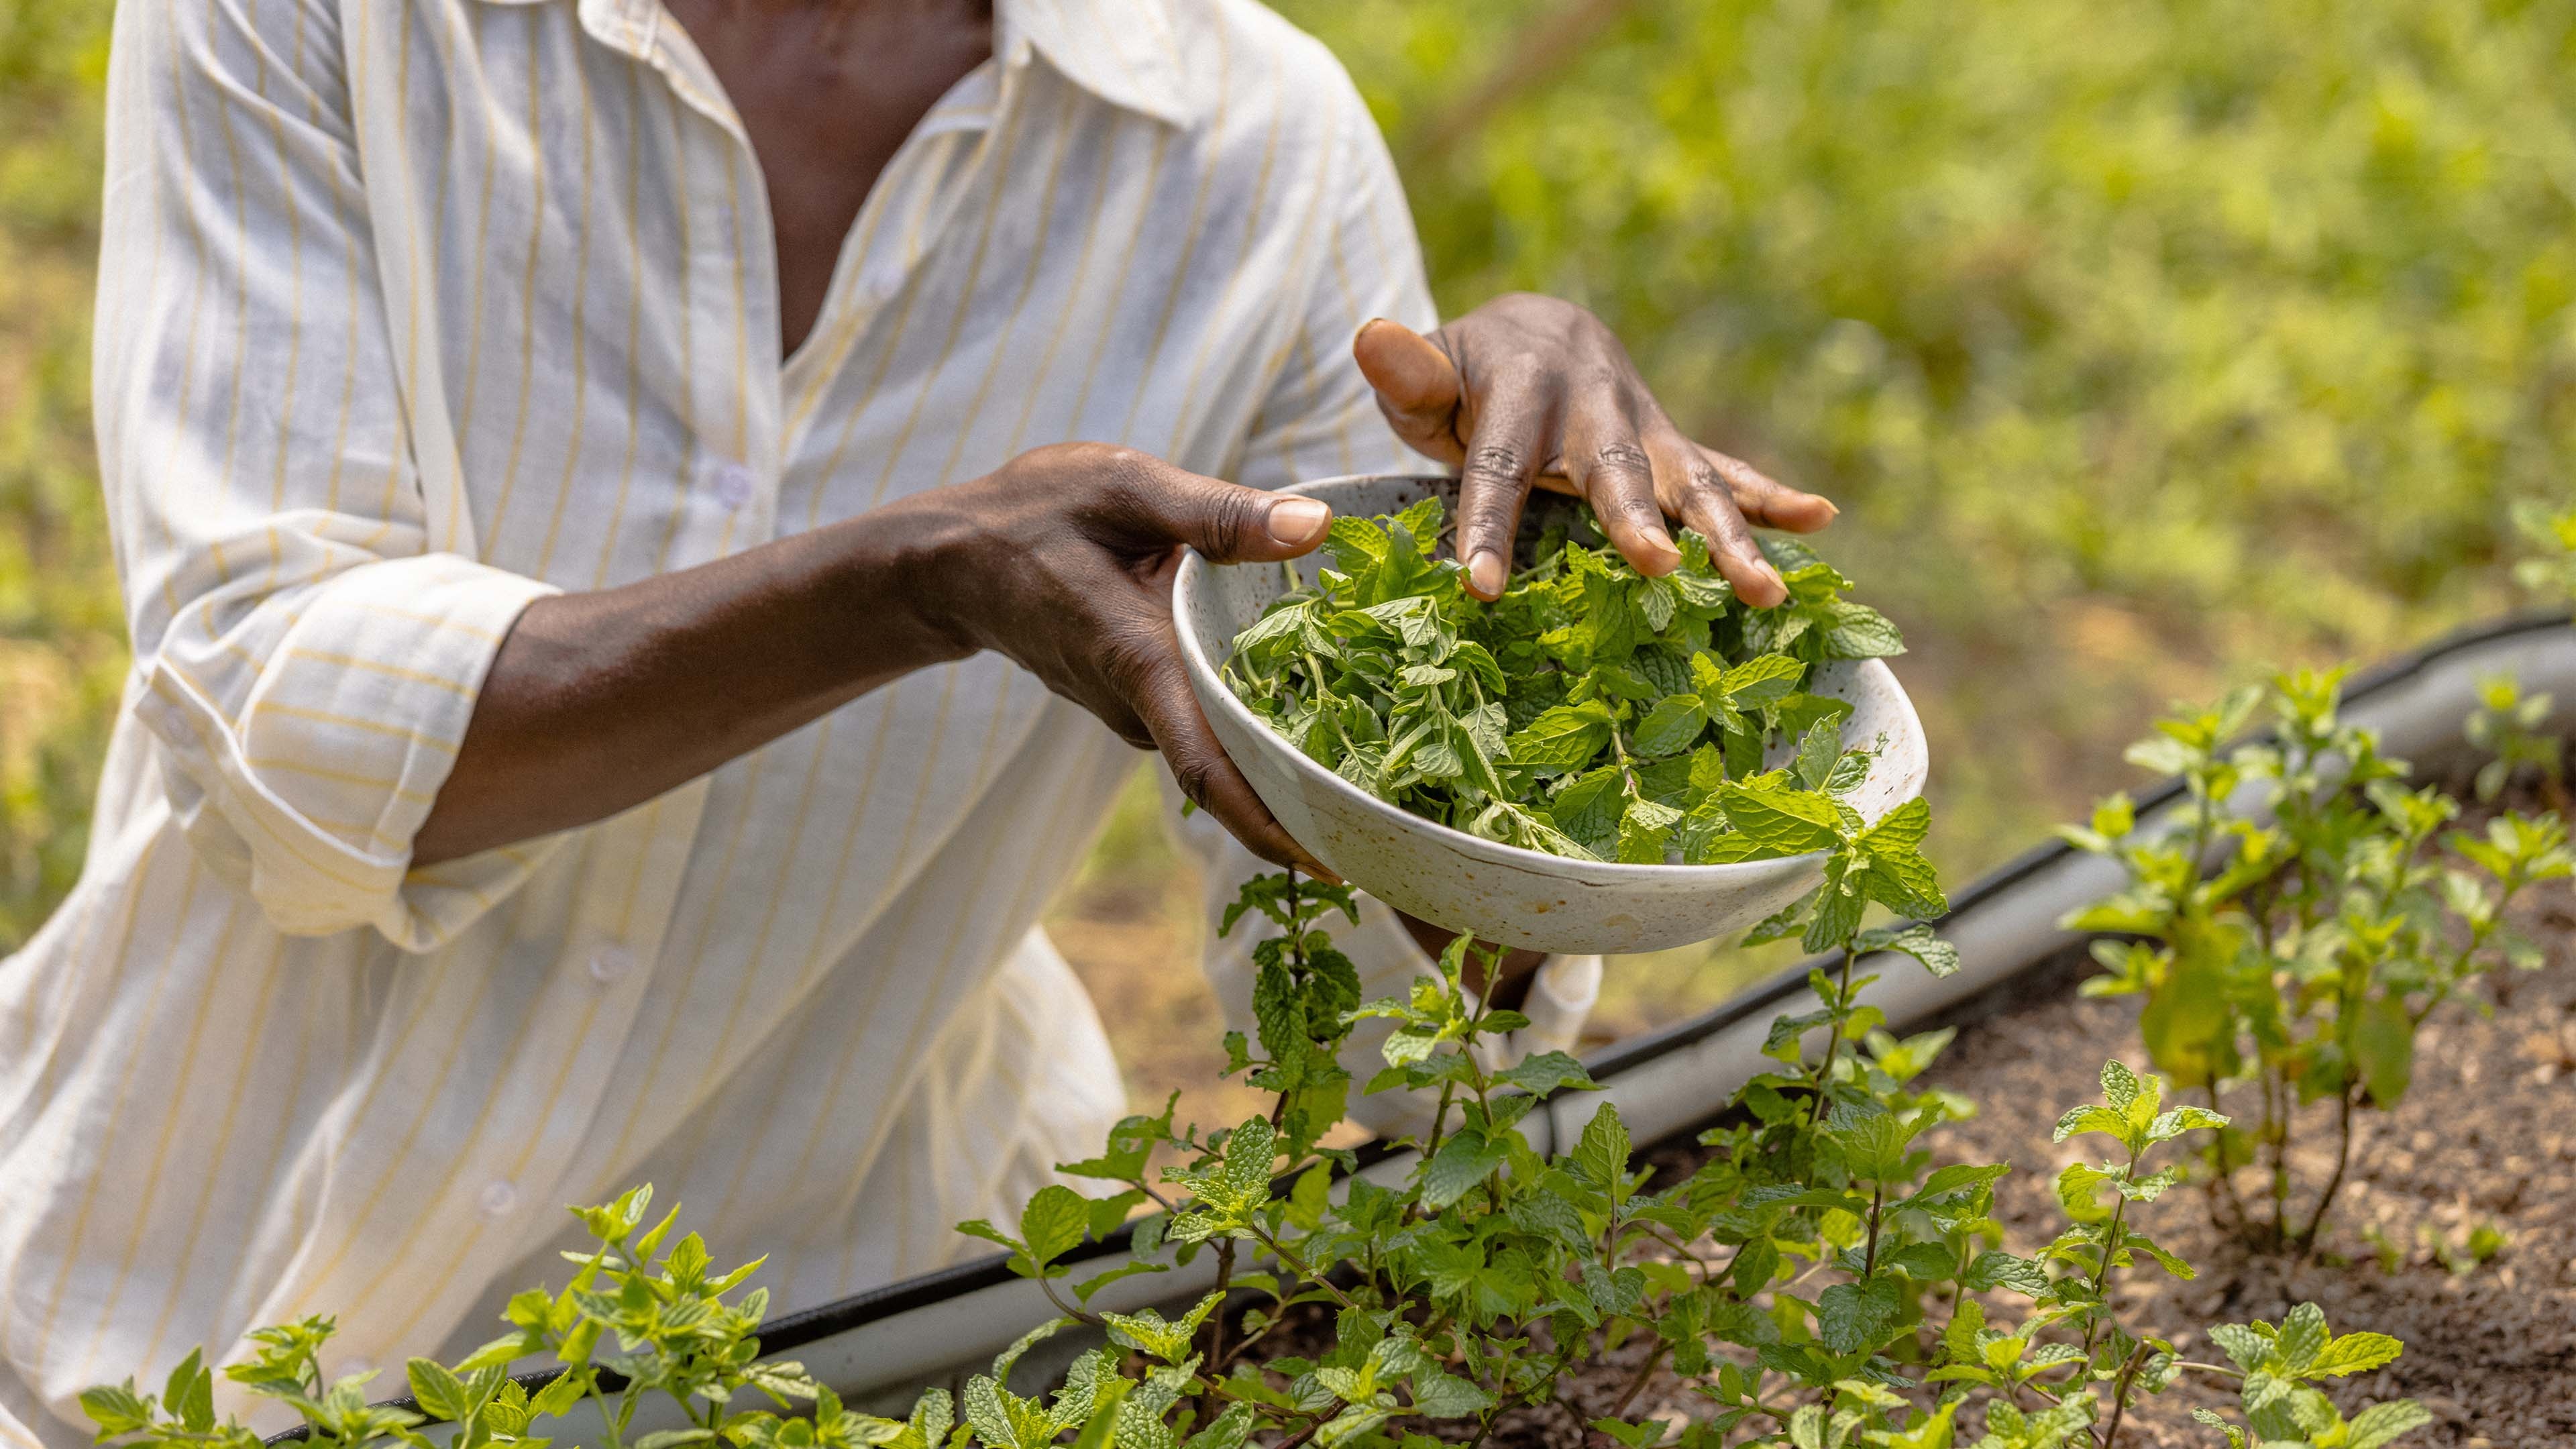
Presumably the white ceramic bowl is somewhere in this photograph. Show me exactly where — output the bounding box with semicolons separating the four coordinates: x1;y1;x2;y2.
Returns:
1173;474;1929;956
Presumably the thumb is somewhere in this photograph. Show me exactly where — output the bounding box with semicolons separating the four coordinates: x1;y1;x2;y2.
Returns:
1104;458;1334;564
1354;318;1466;464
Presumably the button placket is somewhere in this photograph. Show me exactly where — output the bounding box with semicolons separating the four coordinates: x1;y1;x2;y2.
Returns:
589;942;635;985
710;460;757;510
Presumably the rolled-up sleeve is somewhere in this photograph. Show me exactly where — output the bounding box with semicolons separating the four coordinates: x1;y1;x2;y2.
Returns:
96;0;557;948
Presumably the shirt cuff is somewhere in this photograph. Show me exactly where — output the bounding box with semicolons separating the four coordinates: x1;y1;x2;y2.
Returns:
135;553;559;949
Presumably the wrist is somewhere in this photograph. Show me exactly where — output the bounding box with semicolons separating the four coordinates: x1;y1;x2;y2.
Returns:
843;487;998;661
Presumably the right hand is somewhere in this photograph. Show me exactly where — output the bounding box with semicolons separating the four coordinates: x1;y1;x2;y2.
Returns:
898;443;1338;877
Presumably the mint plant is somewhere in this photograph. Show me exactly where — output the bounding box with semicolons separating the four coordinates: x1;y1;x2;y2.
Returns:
1222;498;1902;862
2463;673;2562;808
2508;498;2576;610
89;633;2451;1449
84;831;2433;1449
2184;1304;2426;1449
2463;500;2576;812
82;1185;820;1449
2060;670;2573;1253
932;785;2375;1449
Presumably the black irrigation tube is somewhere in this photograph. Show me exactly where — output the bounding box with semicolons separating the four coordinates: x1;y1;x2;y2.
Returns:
272;607;2573;1440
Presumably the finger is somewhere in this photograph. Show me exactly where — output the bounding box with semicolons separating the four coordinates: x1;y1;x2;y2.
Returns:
1562;400;1681;578
1126;626;1338;879
1092;451;1333;564
1352;317;1466;466
1699;444;1836;533
1653;431;1788;608
1452;372;1551;602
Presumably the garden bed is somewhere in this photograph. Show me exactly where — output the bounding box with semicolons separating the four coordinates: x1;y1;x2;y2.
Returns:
1232;792;2576;1449
229;622;2576;1449
1903;879;2576;1448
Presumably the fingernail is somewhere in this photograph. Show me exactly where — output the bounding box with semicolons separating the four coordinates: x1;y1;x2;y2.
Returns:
1818;498;1841;520
1760;559;1787;596
1468;549;1507;598
1267;497;1330;547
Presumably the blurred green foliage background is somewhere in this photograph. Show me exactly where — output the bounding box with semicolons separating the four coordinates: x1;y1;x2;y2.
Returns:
1282;0;2570;871
0;0;119;949
5;1;2571;1041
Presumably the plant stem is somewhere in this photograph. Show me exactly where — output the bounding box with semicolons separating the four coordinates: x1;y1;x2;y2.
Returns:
1036;1273;1106;1329
2263;1068;2290;1251
1248;1224;1360;1313
1609;1342;1670;1417
1806;947;1858;1126
1635;1226;1716;1280
2295;1083;2359;1255
1860;1183;1884;1279
1212;1309;1284;1377
585;1378;623;1449
1406;1077;1462;1229
1283;869;1305;972
1269;1413;1331;1449
2097;1341;2152;1449
1609;729;1642;799
2202;1080;2247;1232
2080;1146;2138;1356
1207;1241;1236;1368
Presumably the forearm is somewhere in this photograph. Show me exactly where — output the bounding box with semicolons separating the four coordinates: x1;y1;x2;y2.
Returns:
413;501;970;865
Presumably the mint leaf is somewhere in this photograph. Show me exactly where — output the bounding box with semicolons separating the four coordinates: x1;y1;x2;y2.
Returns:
1507;702;1615;773
1632;694;1709;757
1715;782;1843;856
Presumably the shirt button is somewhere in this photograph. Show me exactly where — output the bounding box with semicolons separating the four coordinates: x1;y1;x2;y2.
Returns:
710;462;756;509
861;270;902;306
343;1357;376;1379
480;1179;519;1218
588;944;633;984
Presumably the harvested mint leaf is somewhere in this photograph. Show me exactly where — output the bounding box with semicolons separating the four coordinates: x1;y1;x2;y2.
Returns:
1222;496;1901;864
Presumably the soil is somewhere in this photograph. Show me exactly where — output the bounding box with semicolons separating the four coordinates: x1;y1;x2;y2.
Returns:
1229;822;2576;1448
1891;885;2576;1448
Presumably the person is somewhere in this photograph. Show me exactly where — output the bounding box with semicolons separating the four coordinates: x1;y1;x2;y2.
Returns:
0;0;1835;1441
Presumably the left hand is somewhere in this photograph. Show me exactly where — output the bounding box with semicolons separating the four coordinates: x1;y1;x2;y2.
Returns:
1354;293;1837;606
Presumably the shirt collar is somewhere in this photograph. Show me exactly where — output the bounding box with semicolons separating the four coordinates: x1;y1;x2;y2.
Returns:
531;0;1201;131
1000;0;1199;128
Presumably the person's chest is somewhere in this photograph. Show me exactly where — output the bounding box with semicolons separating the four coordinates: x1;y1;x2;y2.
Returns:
350;2;1322;586
659;0;994;360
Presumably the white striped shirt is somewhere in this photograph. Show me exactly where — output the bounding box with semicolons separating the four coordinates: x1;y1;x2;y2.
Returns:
0;0;1452;1439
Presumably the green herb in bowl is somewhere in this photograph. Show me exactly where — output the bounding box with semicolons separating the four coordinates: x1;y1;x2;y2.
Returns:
1220;495;1906;865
